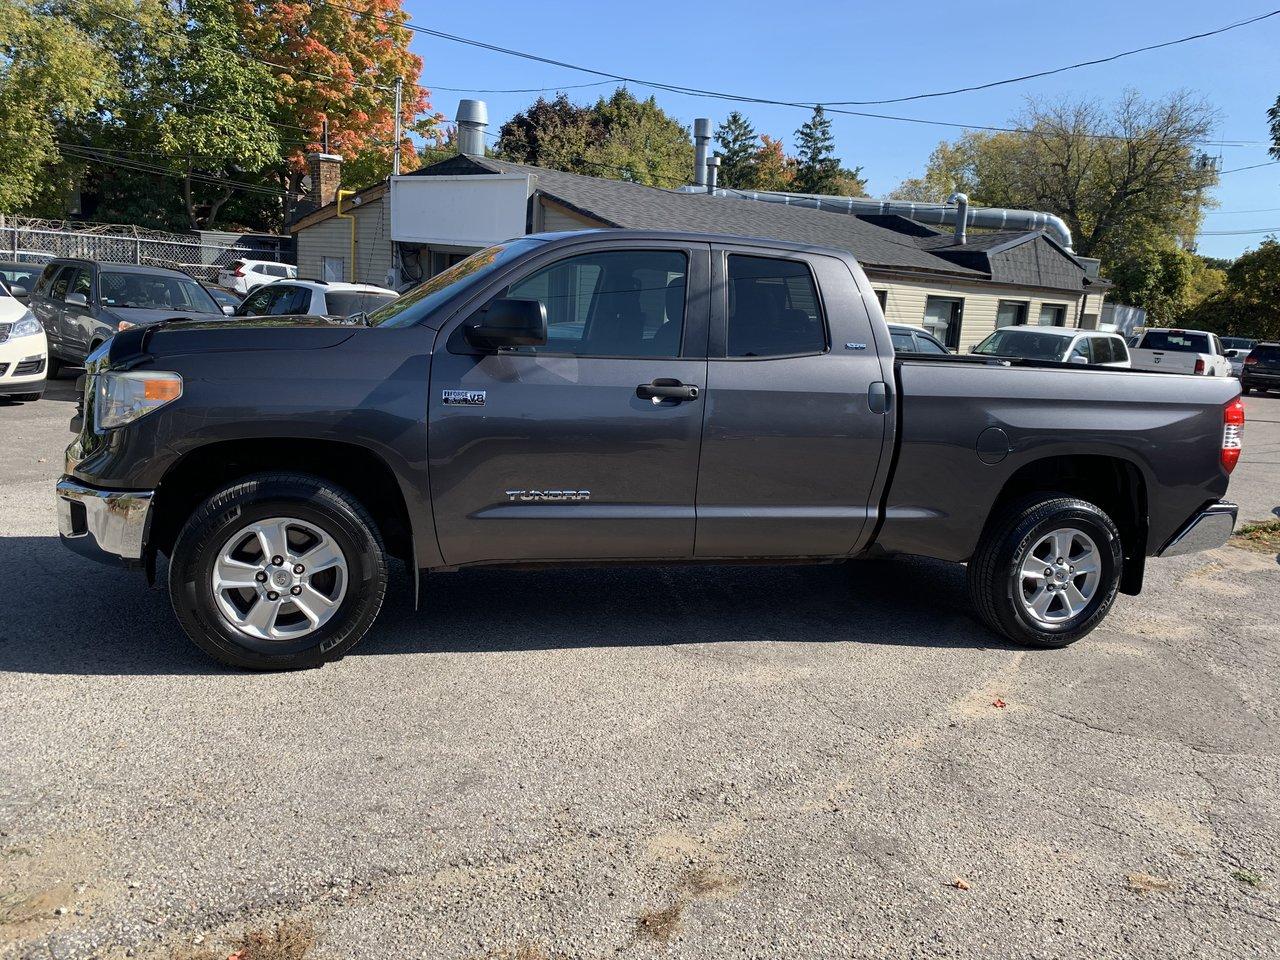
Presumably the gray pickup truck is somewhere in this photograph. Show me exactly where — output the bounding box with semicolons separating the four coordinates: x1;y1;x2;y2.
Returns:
56;231;1244;670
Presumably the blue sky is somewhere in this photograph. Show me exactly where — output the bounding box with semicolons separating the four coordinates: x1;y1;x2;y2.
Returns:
401;0;1280;260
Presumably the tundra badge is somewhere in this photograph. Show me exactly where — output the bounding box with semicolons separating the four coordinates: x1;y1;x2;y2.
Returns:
443;389;486;406
505;490;591;502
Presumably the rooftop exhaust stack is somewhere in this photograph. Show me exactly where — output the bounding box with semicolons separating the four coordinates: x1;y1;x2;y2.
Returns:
949;192;969;245
705;155;720;194
693;118;712;188
456;99;488;157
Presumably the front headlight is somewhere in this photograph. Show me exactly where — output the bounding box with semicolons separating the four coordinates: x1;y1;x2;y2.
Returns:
10;311;43;339
96;370;182;430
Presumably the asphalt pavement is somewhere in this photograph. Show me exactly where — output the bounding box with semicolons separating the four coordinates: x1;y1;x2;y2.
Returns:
1;376;1277;960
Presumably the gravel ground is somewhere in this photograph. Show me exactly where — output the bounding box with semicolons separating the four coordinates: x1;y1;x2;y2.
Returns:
2;378;1278;960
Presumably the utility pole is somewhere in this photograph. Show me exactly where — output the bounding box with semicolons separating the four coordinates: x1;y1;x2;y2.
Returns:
322;118;329;154
392;77;403;176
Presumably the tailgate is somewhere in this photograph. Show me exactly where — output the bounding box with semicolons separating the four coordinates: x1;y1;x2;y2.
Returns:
1130;348;1197;373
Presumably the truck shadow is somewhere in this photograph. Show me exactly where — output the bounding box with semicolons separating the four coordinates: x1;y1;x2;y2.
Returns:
0;537;1011;677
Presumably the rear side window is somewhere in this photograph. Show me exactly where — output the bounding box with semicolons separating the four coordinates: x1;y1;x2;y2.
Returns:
266;285;310;315
325;291;396;317
49;267;74;300
913;333;948;355
1138;331;1209;353
726;255;825;358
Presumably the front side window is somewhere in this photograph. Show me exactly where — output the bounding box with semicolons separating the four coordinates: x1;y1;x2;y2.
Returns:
266;286;311;315
1069;338;1093;363
923;296;964;350
890;331;915;353
49;267;74;300
913;332;949;354
68;268;91;302
726;255;825;358
498;249;688;358
239;286;276;315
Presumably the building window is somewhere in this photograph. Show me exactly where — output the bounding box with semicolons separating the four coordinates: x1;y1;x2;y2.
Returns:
1038;303;1067;326
322;256;345;282
874;289;888;311
996;300;1028;327
923;296;964;350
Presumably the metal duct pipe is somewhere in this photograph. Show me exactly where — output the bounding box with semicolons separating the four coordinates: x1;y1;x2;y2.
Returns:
693;118;712;188
456;99;488;157
949;192;969;245
705;155;720;194
680;185;1074;251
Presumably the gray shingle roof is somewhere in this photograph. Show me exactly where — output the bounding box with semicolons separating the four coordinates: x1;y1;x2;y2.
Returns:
412;155;985;279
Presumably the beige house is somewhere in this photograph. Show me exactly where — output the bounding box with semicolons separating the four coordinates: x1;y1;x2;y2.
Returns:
292;152;1107;348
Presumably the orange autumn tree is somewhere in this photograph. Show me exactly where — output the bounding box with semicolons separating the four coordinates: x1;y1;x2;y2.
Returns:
234;0;438;201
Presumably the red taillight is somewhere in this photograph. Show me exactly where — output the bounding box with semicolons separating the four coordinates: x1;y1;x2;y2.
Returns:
1244;354;1258;365
1194;358;1205;375
1222;396;1245;472
233;267;245;277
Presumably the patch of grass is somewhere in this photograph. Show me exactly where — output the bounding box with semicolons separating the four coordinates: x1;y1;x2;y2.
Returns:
1230;519;1280;553
1230;869;1264;888
635;902;682;944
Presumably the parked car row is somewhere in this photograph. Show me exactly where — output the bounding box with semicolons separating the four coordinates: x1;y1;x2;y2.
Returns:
0;276;47;401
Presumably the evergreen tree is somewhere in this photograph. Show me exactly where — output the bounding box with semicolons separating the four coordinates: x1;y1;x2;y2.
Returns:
793;105;841;195
715;111;758;189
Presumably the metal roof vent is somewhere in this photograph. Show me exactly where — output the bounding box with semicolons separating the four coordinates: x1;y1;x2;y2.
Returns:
457;99;489;157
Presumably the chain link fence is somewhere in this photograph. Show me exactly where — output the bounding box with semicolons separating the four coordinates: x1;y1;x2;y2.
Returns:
0;217;292;284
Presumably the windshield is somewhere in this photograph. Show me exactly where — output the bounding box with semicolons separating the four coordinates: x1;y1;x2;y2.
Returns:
100;271;220;313
0;265;41;293
973;329;1070;361
1137;331;1210;353
326;291;396;317
1221;337;1254;351
369;239;546;328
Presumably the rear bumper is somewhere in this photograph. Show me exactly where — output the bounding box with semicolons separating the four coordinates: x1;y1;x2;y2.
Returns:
56;477;154;564
1242;370;1280;387
1156;500;1237;557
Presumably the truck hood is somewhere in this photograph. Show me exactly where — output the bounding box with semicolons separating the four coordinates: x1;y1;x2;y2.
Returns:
106;314;358;365
102;305;224;327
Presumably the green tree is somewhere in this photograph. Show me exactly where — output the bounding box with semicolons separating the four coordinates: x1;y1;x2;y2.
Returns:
715;110;757;189
1269;93;1280;160
793;105;840;194
889;92;1218;267
1183;238;1280;340
583;88;692;187
496;87;692;188
495;94;596;171
0;0;116;213
1107;243;1196;323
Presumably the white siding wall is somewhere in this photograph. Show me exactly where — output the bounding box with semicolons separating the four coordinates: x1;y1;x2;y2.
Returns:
869;274;1085;351
538;198;601;234
296;197;393;285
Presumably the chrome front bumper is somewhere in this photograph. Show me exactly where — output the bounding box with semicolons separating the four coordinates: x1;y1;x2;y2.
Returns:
56;478;154;563
1157;501;1238;557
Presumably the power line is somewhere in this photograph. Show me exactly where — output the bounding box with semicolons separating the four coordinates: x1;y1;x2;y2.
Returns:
426;79;615;95
1219;160;1280;174
60;144;302;199
1197;227;1280;235
1205;206;1280;214
319;0;1266;148
826;9;1280;105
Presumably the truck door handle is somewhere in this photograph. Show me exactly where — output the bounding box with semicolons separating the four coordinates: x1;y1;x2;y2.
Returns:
636;379;700;403
868;381;892;414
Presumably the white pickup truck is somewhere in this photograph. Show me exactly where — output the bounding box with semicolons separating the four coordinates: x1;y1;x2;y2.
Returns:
1129;328;1230;377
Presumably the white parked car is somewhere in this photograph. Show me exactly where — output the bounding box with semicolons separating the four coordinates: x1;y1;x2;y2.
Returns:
1129;328;1230;377
233;279;398;320
971;327;1131;367
1221;337;1257;378
217;259;298;295
0;278;48;402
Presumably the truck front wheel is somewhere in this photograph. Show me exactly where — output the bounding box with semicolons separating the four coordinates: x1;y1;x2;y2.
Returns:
968;496;1123;648
168;473;388;670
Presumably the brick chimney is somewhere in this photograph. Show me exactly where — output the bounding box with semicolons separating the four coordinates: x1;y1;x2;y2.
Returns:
308;152;343;209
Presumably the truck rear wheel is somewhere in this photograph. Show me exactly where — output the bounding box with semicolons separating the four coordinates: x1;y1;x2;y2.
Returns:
168;473;388;670
968;495;1123;648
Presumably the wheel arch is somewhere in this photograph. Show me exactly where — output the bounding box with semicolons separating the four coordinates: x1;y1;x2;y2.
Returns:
150;438;415;574
985;454;1149;595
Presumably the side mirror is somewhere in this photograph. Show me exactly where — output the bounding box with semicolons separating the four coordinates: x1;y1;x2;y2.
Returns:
968;345;977;353
1069;354;1088;365
65;291;88;308
222;304;235;316
465;298;547;351
10;284;27;298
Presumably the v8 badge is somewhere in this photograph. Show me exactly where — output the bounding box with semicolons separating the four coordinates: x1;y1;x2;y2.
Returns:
443;389;486;406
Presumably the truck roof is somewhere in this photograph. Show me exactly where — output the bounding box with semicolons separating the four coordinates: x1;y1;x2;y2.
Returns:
523;228;863;262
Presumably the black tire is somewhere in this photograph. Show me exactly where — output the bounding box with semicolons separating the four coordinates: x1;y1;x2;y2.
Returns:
168;472;387;670
46;356;65;380
967;495;1123;648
